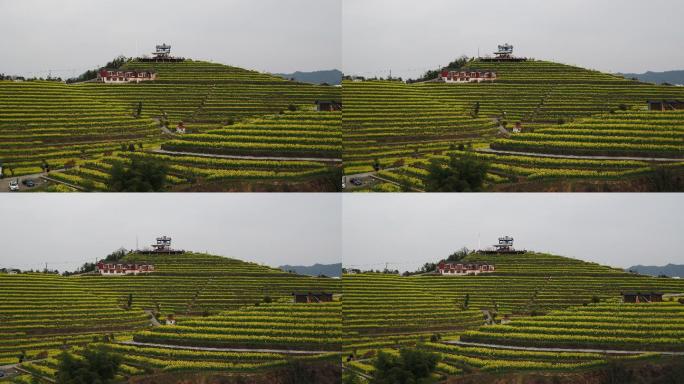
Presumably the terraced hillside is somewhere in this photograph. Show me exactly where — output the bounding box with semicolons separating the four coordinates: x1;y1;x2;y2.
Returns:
134;302;341;351
344;60;684;191
492;110;684;158
75;252;341;315
420;60;684;123
0;81;157;176
342;252;684;381
0;273;150;365
18;303;341;382
1;59;340;191
1;252;342;382
342;80;496;175
461;301;684;351
49;109;341;191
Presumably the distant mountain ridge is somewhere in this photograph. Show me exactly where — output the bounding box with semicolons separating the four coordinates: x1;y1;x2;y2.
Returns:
279;263;341;277
616;70;684;86
274;69;342;85
628;264;684;278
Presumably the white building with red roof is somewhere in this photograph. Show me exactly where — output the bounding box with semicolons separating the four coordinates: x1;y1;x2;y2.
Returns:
96;261;155;276
97;69;156;84
439;70;496;83
437;261;495;276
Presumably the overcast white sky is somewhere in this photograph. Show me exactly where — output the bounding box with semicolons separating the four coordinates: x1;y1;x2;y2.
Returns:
0;194;341;272
343;194;684;272
0;0;341;78
343;0;684;79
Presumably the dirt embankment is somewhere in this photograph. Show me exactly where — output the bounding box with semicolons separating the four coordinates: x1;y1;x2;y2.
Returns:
127;361;341;384
446;356;684;384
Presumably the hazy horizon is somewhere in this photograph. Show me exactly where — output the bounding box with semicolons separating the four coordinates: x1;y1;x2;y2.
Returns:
0;194;341;272
343;0;684;79
0;0;341;79
342;194;683;273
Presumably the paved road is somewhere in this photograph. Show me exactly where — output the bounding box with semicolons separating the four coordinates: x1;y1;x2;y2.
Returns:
120;340;338;355
446;340;684;356
153;149;342;163
343;166;402;183
0;170;64;192
477;148;683;162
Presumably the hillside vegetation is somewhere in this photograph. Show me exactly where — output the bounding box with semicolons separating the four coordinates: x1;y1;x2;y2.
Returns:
342;252;684;381
344;60;684;191
0;59;340;191
1;252;341;382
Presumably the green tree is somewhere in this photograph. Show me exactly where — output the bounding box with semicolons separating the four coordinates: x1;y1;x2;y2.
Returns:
107;158;168;192
321;165;343;192
471;101;480;117
425;154;488;192
127;294;133;309
56;346;121;384
446;247;470;262
461;293;470;310
372;348;440;384
135;101;143;118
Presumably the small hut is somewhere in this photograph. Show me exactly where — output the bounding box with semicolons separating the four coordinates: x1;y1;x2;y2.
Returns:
292;292;333;303
621;292;663;303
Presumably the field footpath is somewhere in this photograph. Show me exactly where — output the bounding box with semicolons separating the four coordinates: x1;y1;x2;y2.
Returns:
478;148;683;162
446;340;684;356
119;340;339;355
153;149;342;163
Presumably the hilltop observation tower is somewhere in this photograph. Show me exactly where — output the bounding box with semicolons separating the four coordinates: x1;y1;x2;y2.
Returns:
480;43;527;62
138;44;185;62
494;44;514;59
139;235;185;254
478;235;526;254
153;43;172;60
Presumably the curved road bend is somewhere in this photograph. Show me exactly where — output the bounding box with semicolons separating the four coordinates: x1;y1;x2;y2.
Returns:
446;340;684;356
477;148;683;162
120;340;339;355
153;149;341;163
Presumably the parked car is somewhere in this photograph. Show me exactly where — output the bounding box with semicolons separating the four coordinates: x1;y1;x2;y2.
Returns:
0;370;5;377
22;179;35;187
350;178;363;186
8;180;19;191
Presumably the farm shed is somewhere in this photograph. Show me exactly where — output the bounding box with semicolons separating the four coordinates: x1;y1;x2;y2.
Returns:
646;100;684;111
621;292;663;303
292;292;333;303
314;100;342;112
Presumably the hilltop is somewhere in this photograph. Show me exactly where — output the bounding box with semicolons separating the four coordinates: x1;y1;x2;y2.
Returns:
1;250;341;382
342;251;684;382
0;58;341;192
343;58;684;192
